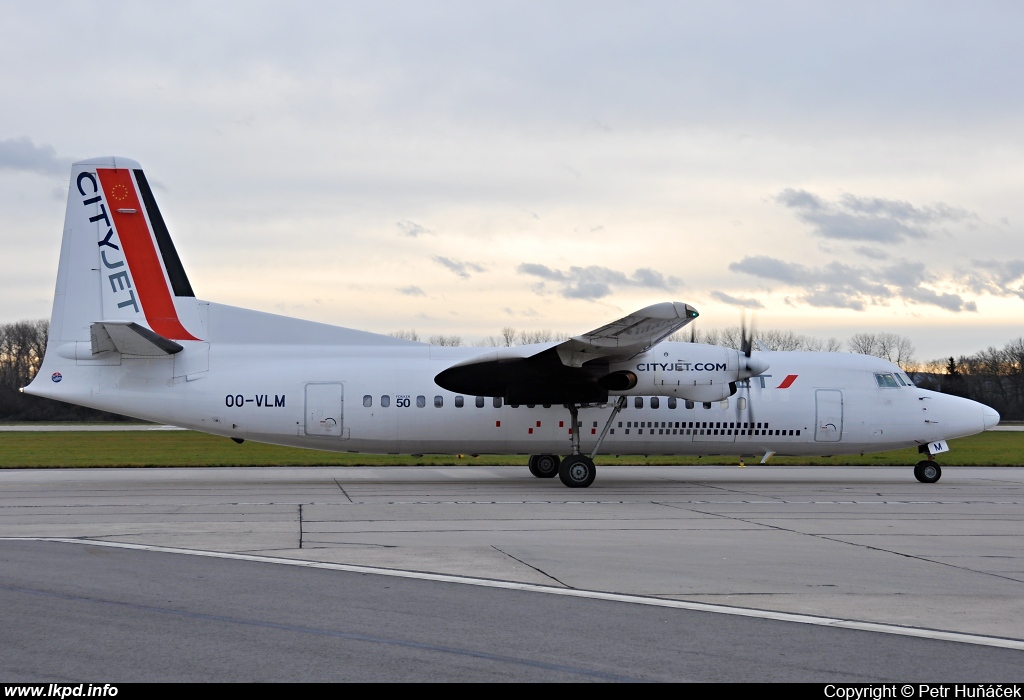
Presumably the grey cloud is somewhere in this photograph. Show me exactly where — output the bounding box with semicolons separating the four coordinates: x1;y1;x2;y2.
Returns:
710;290;763;309
853;246;889;260
730;255;976;313
803;290;865;311
0;137;71;177
964;259;1024;300
396;220;432;237
517;263;566;281
899;285;974;312
398;285;425;296
726;255;807;284
776;189;973;244
517;263;681;300
433;256;486;279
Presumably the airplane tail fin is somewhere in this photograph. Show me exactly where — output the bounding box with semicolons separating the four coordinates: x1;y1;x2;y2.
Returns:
48;157;204;345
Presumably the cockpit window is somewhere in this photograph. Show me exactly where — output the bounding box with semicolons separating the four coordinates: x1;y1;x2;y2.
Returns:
874;373;900;388
893;373;907;386
900;373;916;387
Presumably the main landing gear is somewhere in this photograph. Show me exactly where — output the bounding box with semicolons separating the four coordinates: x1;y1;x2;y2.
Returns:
528;454;559;478
527;397;627;488
914;460;942;484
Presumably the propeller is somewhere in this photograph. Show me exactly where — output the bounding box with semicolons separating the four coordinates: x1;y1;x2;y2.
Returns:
734;311;768;437
740;310;753;359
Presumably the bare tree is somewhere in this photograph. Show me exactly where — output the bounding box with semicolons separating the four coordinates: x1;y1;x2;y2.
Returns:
847;333;879;356
500;326;518;347
389;329;420;342
428;335;463;347
0;319;48;390
518;329;554;345
848;332;914;368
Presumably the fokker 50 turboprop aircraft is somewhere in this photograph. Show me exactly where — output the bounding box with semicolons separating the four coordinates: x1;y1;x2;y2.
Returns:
25;157;1000;487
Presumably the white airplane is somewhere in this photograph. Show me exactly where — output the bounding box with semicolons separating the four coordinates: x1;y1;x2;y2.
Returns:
24;157;1000;487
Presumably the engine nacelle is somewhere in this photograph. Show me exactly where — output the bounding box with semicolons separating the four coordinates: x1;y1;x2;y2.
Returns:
602;342;766;402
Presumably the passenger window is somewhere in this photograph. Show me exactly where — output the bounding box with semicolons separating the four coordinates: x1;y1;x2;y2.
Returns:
737;397;746;410
363;395;372;408
720;399;729;409
493;397;503;408
434;396;443;408
381;395;391;407
703;402;712;409
634;397;644;409
685;400;694;409
455;396;464;408
416;395;426;408
874;373;899;388
476;396;485;408
650;397;660;409
667;397;677;409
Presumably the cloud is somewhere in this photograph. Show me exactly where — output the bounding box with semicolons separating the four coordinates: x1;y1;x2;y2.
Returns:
517;263;681;300
730;255;975;312
0;137;71;177
853;246;889;260
710;290;764;309
396;220;432;237
962;260;1024;300
775;189;973;244
398;285;425;296
433;256;486;279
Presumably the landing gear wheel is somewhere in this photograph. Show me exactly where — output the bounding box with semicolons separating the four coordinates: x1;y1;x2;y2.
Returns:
914;460;941;483
558;454;596;488
528;454;559;478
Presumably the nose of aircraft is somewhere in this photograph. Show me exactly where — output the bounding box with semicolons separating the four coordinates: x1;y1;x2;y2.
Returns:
983;405;1001;429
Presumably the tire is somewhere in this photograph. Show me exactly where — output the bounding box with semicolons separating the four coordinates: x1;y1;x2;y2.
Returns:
533;454;559;478
914;460;941;484
558;455;596;488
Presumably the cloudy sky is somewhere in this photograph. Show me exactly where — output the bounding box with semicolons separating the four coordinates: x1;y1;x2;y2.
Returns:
2;1;1022;360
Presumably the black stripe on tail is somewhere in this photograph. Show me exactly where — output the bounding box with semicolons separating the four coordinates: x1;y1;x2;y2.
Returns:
133;169;195;298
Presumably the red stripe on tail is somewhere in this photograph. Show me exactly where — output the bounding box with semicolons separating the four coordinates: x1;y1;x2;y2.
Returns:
96;169;199;341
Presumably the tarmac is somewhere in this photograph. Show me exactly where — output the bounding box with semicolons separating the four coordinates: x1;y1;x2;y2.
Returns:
2;463;1022;644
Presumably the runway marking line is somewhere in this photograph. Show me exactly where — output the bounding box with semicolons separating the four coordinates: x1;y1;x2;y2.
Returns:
5;536;1024;652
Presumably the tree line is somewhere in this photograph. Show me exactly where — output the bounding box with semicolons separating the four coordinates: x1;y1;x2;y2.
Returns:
2;319;1020;420
0;320;131;421
913;339;1024;422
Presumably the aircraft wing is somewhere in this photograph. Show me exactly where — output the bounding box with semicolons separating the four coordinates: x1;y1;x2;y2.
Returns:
434;302;698;404
91;321;184;356
555;301;698;367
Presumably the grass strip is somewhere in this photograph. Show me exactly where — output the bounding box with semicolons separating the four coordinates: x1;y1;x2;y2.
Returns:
0;430;1020;468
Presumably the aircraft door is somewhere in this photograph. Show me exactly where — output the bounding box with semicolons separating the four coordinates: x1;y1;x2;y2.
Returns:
815;389;843;442
305;383;344;437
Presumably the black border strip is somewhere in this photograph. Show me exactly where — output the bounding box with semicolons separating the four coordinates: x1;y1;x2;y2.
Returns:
133;169;195;297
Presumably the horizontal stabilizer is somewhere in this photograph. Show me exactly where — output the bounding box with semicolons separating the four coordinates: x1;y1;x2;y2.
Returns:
91;321;183;356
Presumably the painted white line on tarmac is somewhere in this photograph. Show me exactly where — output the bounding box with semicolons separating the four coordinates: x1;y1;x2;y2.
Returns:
5;537;1023;651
